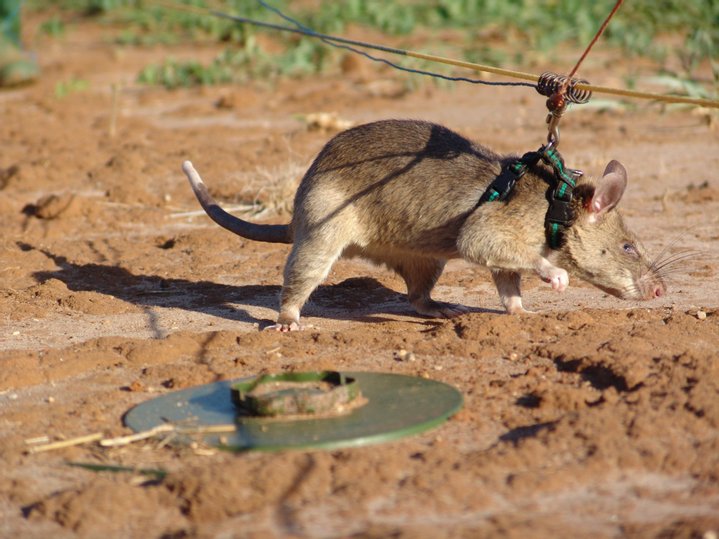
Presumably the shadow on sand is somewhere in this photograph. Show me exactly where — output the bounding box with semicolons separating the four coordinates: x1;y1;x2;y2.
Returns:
22;243;499;332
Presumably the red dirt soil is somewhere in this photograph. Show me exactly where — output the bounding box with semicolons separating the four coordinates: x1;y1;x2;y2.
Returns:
1;13;718;539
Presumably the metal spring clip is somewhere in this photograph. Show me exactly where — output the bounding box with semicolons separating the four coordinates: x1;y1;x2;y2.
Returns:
536;72;593;145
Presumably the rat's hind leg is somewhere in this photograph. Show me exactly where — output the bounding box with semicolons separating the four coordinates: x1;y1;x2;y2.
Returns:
491;269;531;314
270;237;345;331
392;256;467;318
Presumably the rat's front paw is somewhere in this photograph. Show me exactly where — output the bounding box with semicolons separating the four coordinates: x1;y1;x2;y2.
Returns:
547;268;569;292
535;258;569;293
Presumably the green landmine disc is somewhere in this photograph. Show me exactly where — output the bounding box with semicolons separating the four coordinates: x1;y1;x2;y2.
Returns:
124;371;463;451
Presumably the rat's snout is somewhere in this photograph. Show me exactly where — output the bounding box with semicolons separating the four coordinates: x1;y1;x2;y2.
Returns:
652;283;665;298
634;271;666;301
634;245;701;302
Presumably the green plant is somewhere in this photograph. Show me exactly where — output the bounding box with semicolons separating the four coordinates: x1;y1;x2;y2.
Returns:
55;78;89;98
40;16;66;37
137;57;233;88
681;27;719;83
30;0;719;90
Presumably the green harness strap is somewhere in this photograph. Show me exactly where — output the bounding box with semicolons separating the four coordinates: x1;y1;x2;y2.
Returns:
541;146;582;249
477;142;582;250
477;149;542;205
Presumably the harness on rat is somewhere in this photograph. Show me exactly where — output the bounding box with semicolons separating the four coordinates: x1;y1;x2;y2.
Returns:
477;73;588;249
477;142;582;249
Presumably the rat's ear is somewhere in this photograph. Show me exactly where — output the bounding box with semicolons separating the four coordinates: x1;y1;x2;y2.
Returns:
588;160;627;221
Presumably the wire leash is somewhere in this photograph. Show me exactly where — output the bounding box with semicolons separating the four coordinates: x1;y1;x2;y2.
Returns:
147;0;719;110
210;0;535;89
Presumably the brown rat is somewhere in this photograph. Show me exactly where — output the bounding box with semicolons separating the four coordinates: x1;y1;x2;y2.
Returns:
182;119;665;331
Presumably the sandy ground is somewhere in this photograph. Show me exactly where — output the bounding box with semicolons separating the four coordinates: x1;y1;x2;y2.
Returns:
1;13;719;539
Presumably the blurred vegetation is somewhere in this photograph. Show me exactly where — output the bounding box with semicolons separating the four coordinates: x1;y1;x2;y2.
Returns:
28;0;719;92
54;77;90;97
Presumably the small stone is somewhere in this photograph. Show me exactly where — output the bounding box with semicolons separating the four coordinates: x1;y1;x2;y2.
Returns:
46;396;55;404
128;380;144;392
303;112;354;132
26;193;80;220
393;349;416;362
215;94;237;110
697;310;707;320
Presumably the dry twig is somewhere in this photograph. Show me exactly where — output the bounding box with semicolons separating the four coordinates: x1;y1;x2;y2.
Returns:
27;433;104;454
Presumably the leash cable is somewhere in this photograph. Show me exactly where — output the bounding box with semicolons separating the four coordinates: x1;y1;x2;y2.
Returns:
147;0;719;109
251;0;534;88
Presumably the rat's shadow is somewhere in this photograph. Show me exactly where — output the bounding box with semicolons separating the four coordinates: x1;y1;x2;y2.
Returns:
23;243;497;331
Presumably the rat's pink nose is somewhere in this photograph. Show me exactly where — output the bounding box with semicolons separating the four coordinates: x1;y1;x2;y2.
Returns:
653;284;664;298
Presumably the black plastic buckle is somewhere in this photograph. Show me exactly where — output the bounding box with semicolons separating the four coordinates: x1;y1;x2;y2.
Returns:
478;162;522;204
491;168;518;201
545;193;574;226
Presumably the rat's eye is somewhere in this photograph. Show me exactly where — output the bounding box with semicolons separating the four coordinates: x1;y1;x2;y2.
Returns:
622;243;638;257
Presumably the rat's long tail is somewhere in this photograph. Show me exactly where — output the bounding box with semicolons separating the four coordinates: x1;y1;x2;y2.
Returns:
182;161;292;244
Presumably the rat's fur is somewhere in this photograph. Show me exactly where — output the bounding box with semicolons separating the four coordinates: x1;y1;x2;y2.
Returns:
183;119;665;331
